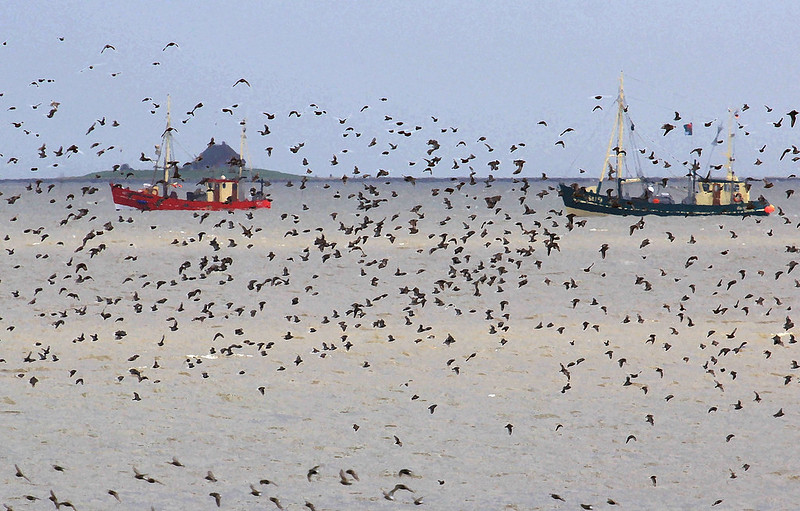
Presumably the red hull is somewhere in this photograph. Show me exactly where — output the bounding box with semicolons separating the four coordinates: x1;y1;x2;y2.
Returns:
110;184;271;211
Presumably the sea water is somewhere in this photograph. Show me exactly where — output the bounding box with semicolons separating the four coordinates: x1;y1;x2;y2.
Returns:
0;177;798;509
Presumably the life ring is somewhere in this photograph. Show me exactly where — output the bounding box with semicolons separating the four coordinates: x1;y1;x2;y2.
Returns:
733;192;743;203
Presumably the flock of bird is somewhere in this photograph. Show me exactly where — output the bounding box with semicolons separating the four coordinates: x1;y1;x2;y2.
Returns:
6;37;800;184
1;36;799;510
1;168;798;508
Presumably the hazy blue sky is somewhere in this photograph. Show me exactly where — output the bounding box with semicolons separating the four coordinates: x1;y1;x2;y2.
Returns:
3;1;800;179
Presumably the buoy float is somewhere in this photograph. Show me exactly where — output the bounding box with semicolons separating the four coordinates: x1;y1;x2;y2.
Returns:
765;204;775;214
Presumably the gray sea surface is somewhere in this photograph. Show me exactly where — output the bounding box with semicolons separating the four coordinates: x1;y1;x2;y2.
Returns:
0;177;798;510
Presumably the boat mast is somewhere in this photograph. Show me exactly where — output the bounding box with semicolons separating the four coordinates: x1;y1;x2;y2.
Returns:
599;72;626;191
723;108;735;180
162;95;174;196
616;73;626;180
238;118;247;181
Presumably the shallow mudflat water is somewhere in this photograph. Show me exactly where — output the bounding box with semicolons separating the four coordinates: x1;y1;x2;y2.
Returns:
0;177;798;510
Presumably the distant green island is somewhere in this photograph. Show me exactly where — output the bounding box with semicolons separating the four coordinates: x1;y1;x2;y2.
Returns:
72;139;300;181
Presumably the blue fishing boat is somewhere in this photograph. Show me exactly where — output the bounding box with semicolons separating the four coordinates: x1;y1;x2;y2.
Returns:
560;75;773;217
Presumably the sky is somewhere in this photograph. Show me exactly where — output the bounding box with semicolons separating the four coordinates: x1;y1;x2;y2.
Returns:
3;1;800;180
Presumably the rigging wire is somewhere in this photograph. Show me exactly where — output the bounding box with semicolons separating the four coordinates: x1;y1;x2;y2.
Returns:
624;73;721;124
565;95;618;174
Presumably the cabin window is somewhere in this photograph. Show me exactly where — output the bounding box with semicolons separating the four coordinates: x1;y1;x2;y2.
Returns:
701;183;710;192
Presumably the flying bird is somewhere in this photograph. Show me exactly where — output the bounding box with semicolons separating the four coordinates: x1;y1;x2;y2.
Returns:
788;109;799;128
233;78;251;88
210;492;221;507
186;102;203;116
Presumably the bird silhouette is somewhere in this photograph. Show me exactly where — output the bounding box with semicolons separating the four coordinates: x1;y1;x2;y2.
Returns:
788;109;799;127
210;492;221;507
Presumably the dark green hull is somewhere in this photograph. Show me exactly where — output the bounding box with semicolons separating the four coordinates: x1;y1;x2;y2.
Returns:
559;183;771;217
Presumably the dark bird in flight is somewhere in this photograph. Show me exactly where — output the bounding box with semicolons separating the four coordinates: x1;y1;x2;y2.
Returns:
162;41;179;51
233;78;251;88
101;44;116;53
389;483;414;496
187;102;203;116
339;469;354;485
789;109;799;128
15;464;31;482
210;492;221;507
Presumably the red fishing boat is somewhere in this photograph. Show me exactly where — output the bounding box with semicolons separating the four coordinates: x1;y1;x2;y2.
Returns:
111;97;271;211
110;178;271;211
